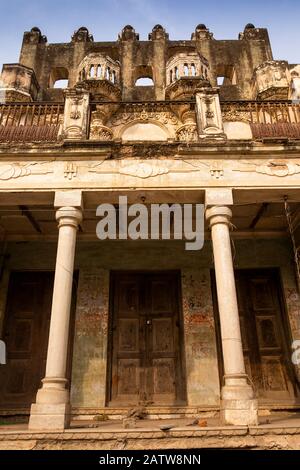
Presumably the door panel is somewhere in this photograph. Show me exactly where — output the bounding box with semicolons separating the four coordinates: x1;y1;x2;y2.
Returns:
109;271;184;406
239;272;295;399
212;269;297;401
0;271;77;409
0;272;53;408
146;275;178;404
110;274;142;404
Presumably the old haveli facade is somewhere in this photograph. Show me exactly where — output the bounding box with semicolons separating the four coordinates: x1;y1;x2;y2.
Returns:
0;23;300;431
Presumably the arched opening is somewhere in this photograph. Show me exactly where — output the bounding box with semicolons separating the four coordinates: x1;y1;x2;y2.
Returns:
217;76;225;86
90;65;96;78
121;122;169;141
135;77;154;86
53;79;68;89
49;67;69;88
134;65;154;87
97;65;102;78
216;64;237;86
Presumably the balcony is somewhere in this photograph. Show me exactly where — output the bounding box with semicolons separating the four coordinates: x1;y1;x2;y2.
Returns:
221;100;300;140
0;102;64;143
0;99;300;144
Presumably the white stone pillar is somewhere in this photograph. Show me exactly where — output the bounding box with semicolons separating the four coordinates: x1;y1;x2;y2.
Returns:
29;193;82;430
205;191;257;426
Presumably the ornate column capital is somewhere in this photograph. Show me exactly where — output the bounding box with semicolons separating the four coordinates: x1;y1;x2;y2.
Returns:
55;206;82;229
205;205;232;228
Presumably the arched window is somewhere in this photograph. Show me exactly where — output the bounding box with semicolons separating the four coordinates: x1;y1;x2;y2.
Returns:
53;79;68;89
135;77;154;86
88;65;92;78
49;67;69;88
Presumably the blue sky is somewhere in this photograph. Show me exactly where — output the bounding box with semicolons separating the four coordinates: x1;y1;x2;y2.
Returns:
0;0;299;67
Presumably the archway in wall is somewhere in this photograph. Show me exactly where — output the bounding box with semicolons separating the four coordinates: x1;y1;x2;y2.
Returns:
121;122;169;141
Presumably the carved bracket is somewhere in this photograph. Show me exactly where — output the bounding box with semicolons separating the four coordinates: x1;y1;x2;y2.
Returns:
62;88;90;140
196;88;226;140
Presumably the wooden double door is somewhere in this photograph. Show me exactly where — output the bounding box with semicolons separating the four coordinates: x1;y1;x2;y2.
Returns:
214;269;298;401
0;271;76;409
108;271;185;406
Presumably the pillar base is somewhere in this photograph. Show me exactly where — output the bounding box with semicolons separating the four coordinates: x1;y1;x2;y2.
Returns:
220;398;258;426
220;382;258;426
28;403;71;430
34;378;69;404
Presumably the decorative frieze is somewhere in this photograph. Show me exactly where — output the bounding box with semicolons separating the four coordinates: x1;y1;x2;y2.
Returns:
234;160;300;177
0;161;53;180
64;162;77;180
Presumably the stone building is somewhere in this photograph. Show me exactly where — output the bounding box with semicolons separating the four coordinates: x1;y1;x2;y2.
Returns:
0;23;300;432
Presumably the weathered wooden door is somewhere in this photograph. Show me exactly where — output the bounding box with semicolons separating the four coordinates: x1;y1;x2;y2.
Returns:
237;270;296;400
213;269;298;401
109;271;185;406
0;271;76;409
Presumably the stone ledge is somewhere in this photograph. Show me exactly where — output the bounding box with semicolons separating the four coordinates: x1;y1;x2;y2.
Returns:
0;426;300;449
0;424;300;440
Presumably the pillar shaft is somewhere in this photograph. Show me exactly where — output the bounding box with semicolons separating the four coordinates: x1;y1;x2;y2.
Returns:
209;208;245;379
206;205;258;425
29;206;82;430
45;211;79;379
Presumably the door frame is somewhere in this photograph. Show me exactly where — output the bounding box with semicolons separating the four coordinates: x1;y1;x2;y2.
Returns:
211;267;300;401
0;269;78;410
106;270;187;406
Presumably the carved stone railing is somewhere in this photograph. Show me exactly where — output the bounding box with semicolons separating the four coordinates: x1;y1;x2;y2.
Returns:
0;102;64;143
221;100;300;139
